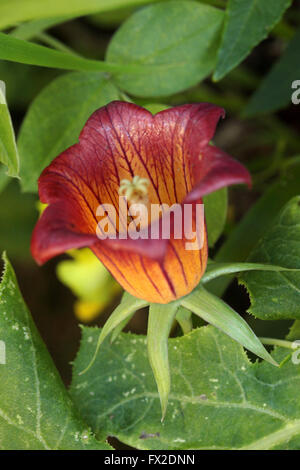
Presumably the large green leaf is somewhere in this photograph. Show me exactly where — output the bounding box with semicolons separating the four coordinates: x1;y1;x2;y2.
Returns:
287;321;300;341
0;0;156;30
203;187;227;247
106;1;224;97
214;0;292;81
0;253;111;449
71;326;300;450
0;81;19;177
0;181;36;260
244;29;300;116
240;197;300;320
208;163;300;297
18;71;120;192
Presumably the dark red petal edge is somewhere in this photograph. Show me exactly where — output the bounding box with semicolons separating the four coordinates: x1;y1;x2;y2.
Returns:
184;145;252;204
31;203;97;265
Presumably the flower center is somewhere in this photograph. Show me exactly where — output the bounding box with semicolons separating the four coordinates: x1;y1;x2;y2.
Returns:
118;175;150;204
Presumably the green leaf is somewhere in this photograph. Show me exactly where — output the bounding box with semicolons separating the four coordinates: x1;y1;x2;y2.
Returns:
181;286;277;366
214;0;292;81
209;163;300;297
106;1;224;97
244;29;300;116
0;253;111;449
143;103;170;114
0;32;120;74
147;302;179;420
0;181;36;260
88;6;136;30
0;165;9;193
203;187;227;247
11;17;73;41
79;292;148;375
287;321;300;341
71;326;300;449
0;0;156;30
239;196;300;321
0;2;224;100
0;60;59;110
202;261;300;284
0;80;19;177
18;71;120;192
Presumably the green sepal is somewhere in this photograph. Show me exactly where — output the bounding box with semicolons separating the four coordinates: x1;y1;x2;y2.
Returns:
175;306;193;335
147;301;180;420
79;292;148;375
202;261;300;284
181;286;277;367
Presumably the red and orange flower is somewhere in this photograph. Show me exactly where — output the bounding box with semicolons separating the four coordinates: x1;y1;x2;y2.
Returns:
31;101;251;304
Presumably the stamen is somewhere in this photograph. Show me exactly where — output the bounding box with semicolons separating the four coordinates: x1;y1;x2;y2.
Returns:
119;175;150;204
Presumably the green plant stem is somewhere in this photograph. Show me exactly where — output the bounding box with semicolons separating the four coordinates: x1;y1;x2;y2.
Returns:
0;31;180;76
37;32;80;56
259;337;297;350
10;17;72;40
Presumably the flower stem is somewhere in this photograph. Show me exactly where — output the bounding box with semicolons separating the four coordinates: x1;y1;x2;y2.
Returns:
37;32;80;56
259;337;296;350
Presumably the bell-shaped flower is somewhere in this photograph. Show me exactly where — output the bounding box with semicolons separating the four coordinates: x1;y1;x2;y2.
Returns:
31;101;251;303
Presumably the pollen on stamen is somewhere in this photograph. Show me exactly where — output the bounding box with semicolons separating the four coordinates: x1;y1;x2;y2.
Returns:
118;175;150;204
